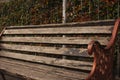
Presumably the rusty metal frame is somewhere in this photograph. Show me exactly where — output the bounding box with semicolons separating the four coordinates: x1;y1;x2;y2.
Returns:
86;18;120;80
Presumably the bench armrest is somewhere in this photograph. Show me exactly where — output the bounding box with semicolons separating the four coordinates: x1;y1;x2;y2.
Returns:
88;18;120;55
105;18;120;50
86;18;120;80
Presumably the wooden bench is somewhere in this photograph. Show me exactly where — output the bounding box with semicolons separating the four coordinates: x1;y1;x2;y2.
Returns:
0;19;119;80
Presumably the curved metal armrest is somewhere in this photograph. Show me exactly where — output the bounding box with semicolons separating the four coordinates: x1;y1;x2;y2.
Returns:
88;40;101;55
105;18;120;50
88;18;120;55
87;41;105;80
86;19;120;80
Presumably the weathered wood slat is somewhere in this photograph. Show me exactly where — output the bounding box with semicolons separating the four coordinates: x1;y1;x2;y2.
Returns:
6;20;114;29
0;58;88;80
1;36;109;45
0;50;92;71
4;26;113;35
0;43;89;57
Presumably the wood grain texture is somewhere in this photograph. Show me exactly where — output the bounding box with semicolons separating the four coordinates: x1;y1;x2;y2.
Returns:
0;50;92;71
6;19;114;29
0;43;89;57
1;36;109;45
4;26;112;35
0;58;89;80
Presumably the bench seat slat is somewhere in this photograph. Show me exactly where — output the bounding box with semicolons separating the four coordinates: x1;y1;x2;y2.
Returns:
1;36;110;45
0;43;89;57
0;50;92;71
4;26;113;35
0;58;88;80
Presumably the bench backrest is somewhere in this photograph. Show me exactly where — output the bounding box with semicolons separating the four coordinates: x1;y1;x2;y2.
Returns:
0;20;114;75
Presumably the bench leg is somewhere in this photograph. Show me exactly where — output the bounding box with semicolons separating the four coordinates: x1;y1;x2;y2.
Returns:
118;40;120;77
115;39;120;79
0;72;6;80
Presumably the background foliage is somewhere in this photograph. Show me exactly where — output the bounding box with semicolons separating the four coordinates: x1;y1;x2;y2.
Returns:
67;0;119;22
0;0;62;26
0;0;119;26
